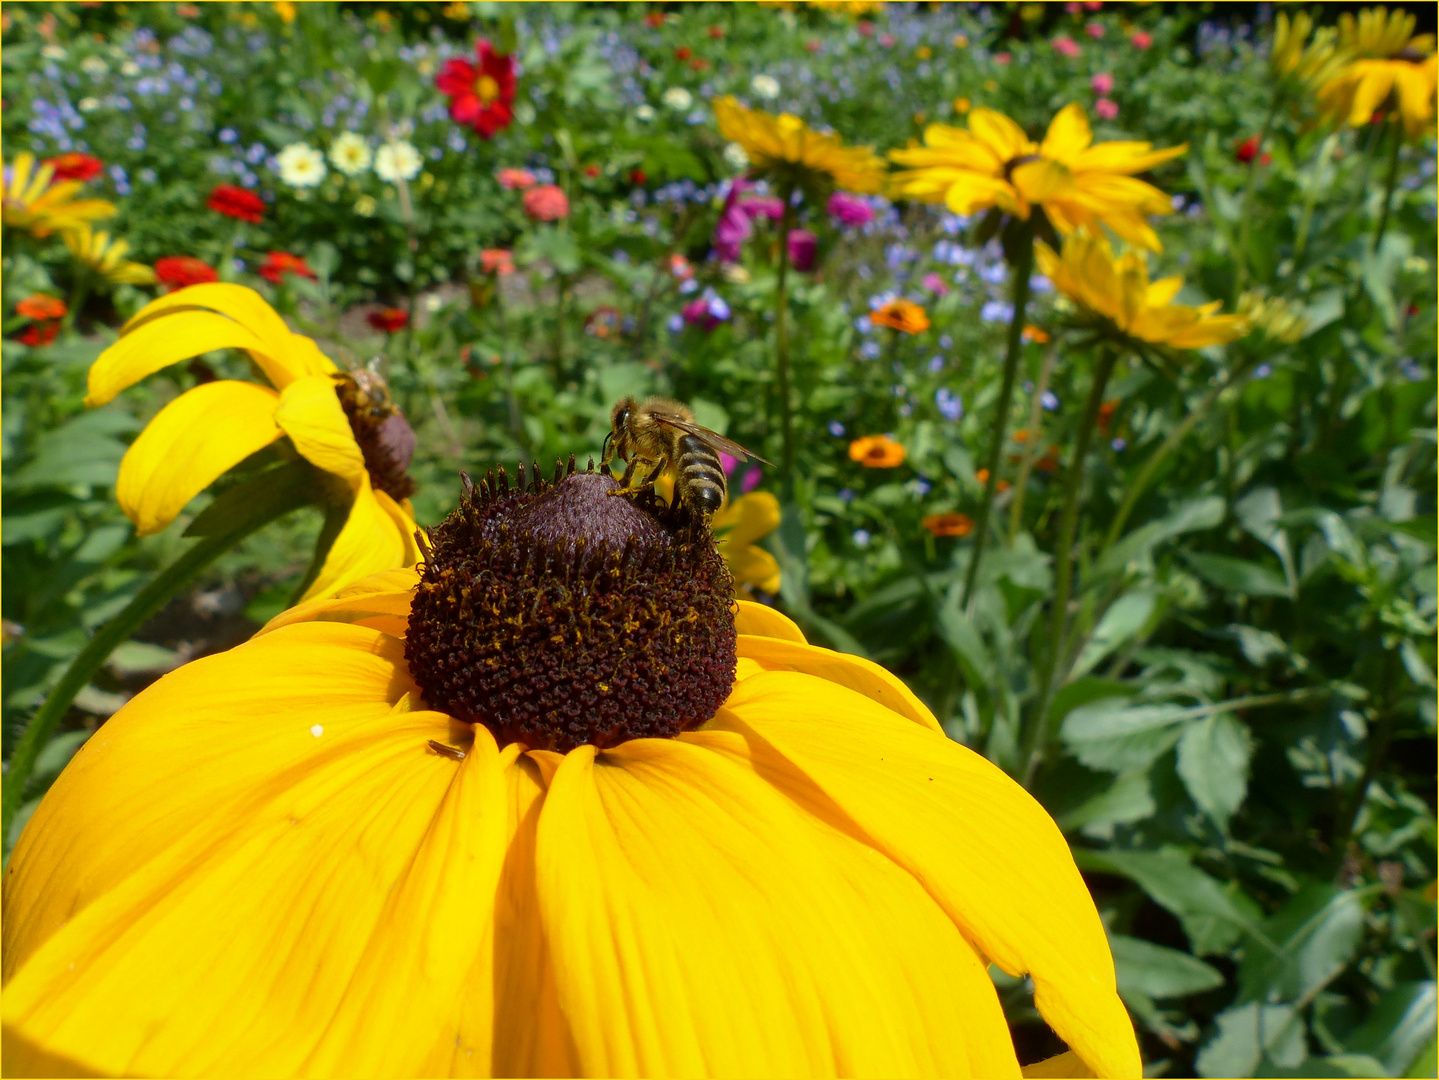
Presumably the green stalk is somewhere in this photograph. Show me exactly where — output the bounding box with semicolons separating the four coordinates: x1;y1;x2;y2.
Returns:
1023;342;1120;787
1233;91;1283;299
2;477;312;844
1371;117;1402;255
774;187;797;490
1292;134;1338;267
1102;355;1258;552
1008;340;1058;542
959;234;1033;609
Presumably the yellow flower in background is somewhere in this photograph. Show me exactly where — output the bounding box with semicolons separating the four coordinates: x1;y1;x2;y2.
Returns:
1036;229;1248;350
2;152;115;238
84;284;421;601
714;491;782;594
889;104;1187;252
3;561;1141;1078
715;96;886;194
272;0;296;22
1236;290;1309;344
62;225;156;286
1318;7;1437;136
1269;10;1348;92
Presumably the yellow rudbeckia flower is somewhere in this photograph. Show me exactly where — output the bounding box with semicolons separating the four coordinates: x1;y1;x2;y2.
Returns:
714;490;782;594
62;225;157;286
1317;6;1438;136
2;152;116;238
85;283;421;601
1270;10;1349;92
2;469;1140;1080
1036;230;1248;350
889;104;1187;252
714;95;886;195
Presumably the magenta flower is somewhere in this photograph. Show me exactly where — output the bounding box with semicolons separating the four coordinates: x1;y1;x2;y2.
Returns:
740;465;763;493
1052;36;1081;58
1091;72;1114;95
742;196;785;221
788;228;817;272
1095;98;1119;120
1131;30;1153;49
921;271;950;297
1085;22;1104;38
828;191;875;227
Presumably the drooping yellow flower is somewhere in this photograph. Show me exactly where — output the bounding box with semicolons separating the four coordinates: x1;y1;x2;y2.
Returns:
62;225;156;286
714;490;782;594
1270;10;1349;92
714;96;886;195
1036;229;1248;350
1317;7;1438;136
1236;290;1309;344
3;464;1141;1078
84;284;421;601
2;152;115;238
889;104;1187;252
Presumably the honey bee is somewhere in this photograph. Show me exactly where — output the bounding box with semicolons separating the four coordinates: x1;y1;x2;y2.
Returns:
601;396;771;515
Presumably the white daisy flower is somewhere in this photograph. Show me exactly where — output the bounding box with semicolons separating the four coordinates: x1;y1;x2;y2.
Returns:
374;140;422;183
750;74;781;100
276;142;327;188
327;132;372;177
723;142;750;170
661;86;693;111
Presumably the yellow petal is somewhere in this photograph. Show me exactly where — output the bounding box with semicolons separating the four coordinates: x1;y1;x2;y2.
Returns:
1024;1050;1098;1078
375;486;424;566
714;490;780;547
259;567;420;638
119;283;321;389
1072;141;1187;176
537;736;1018;1078
299;477;411;602
85;310;271;407
723;543;782;594
273;373;366;484
1145;276;1185;307
734;599;807;642
1040;104;1093;164
717;670;1142;1080
969;107;1033;161
1012;158;1074;204
944;172;1025;216
1350;66;1397;125
735;635;941;732
115;381;282;537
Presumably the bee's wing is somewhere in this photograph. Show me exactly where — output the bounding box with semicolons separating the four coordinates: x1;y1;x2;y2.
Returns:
649;411;775;466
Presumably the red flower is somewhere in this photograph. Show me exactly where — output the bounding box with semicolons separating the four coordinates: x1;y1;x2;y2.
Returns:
479;248;515;275
1130;30;1153;49
1236;135;1261;164
522;184;569;222
18;322;59;347
258;251;317;283
644;11;665;28
15;294;67;321
584;163;601;178
629;168;648;186
207;184;265;224
689;57;709;71
367;307;410;333
44;152;104;182
154;256;219;292
675;46;692;60
496;167;536;190
707;25;725;39
435;38;516;139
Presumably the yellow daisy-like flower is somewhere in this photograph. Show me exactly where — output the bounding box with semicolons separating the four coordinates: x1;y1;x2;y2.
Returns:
2;152;115;238
1270;10;1348;92
714;490;782;594
84;283;421;601
889;104;1187;252
1317;7;1438;136
62;225;157;286
2;481;1140;1079
1036;230;1248;350
714;96;886;195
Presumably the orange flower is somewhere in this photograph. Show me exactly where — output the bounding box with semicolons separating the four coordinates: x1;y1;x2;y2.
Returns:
1036;446;1062;473
15;294;67;321
871;298;930;334
480;248;515;275
848;434;906;468
974;468;1011;492
1022;324;1051;344
922;512;974;537
1011;429;1031;444
1097;399;1120;433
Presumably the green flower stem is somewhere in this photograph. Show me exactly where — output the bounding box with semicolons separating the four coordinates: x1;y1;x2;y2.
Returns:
774;188;797;491
1022;342;1120;787
1292;133;1338;267
1;479;313;846
1008;340;1058;542
216;218;242;283
959;233;1033;610
1232;91;1283;299
1102;354;1259;552
1372;117;1403;255
61;267;91;336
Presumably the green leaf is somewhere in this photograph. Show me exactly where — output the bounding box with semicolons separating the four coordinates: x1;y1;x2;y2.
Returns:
1176;712;1253;829
1096;496;1224;579
1071;590;1157;677
1343;981;1437;1077
1060;698;1188;773
1196;1003;1306;1077
1111;933;1225;999
1184;552;1292;598
184;462;320;539
1075;847;1263;955
1264;1054;1392;1077
9;409;138;491
1056;769;1154;839
106;641;180;676
1405;1034;1437;1078
1235;486;1297;595
1237;883;1372;1006
24;729;89;799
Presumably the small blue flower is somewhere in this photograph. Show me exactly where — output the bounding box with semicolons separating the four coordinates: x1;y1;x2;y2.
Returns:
666;313;684;333
981;300;1014;323
860;340;882;360
928;355;945;373
1111;438;1127;451
1253;363;1272;379
838;488;855;503
1041;391;1059;411
679;278;699;295
828;420;846;437
935;387;963;421
853;528;871;548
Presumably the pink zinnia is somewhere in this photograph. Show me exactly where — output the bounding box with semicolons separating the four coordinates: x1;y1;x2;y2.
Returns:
496;167;536;190
522;184;569;221
828;191;874;227
1091;72;1114;95
1085;22;1104;38
1051;36;1081;58
1130;30;1152;49
1095;98;1119;120
921;271;949;297
787;228;817;272
994;51;1012;65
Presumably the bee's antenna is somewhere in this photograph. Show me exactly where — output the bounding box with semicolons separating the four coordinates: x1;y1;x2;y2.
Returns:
601;430;614;462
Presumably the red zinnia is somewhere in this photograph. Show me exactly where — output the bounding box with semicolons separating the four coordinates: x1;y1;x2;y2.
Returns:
1236;135;1261;164
479;248;515;275
206;184;265;224
18;322;60;347
44;152;104;182
368;307;410;333
675;46;692;60
258;251;317;283
644;11;665;28
15;295;67;321
435;38;516;139
496;167;536;190
522;184;569;222
629;168;647;185
154;256;219;292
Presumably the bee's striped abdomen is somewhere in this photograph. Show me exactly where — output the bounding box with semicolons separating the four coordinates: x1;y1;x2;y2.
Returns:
676;434;726;513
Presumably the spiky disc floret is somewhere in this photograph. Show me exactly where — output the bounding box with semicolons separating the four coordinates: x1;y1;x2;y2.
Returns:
405;458;737;752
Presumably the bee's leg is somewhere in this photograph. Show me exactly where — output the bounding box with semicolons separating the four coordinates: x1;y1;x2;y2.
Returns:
610;456;657;496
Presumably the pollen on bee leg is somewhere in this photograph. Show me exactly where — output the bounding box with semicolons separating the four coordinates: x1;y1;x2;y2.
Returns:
310;724;324;738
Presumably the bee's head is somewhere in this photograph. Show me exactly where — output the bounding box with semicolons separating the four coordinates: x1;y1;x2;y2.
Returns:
610;396;636;433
